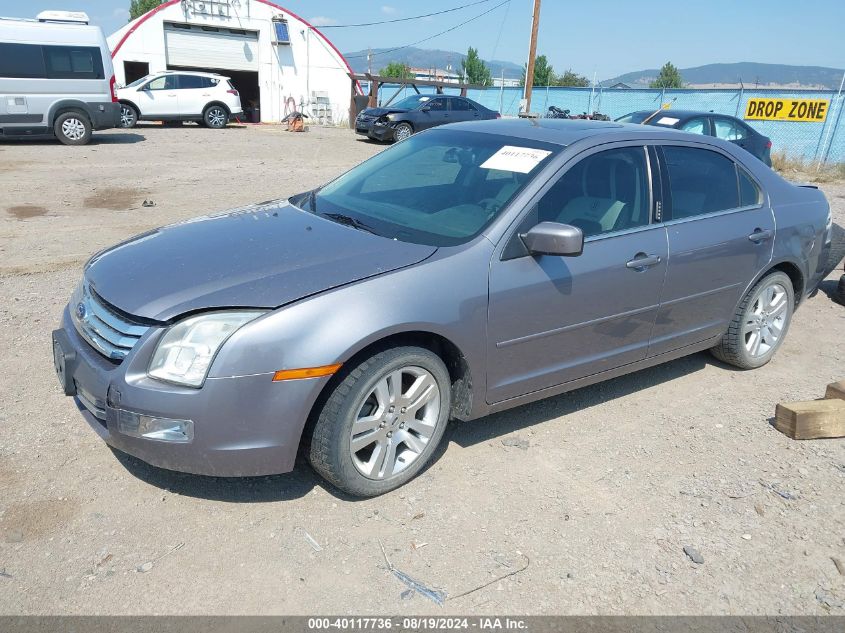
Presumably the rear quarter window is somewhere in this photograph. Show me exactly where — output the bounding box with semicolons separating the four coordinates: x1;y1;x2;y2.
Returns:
43;45;104;80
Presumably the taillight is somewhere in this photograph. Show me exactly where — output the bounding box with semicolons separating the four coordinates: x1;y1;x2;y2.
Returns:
766;140;772;149
109;75;117;102
495;112;501;119
227;89;239;96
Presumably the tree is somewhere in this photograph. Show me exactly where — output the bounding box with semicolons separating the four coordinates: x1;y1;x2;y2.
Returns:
378;62;413;80
460;47;492;86
649;62;684;89
129;0;162;21
520;54;555;87
556;68;590;87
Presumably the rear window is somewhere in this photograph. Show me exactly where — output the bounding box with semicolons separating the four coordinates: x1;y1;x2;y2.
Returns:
0;43;103;80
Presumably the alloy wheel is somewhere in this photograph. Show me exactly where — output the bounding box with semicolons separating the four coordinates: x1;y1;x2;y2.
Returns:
61;117;86;141
120;106;136;128
207;107;227;128
743;282;788;358
394;124;412;141
349;366;440;480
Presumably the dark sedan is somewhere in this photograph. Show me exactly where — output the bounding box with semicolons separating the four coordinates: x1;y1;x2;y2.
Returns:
617;110;773;166
355;94;499;142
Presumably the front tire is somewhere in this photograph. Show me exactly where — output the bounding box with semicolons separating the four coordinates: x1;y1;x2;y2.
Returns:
711;271;794;369
309;347;451;497
119;104;138;128
393;122;413;142
203;105;229;129
54;111;92;145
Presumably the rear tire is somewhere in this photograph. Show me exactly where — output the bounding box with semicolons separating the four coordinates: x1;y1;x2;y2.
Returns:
308;347;451;497
54;111;92;145
203;105;229;129
711;271;794;369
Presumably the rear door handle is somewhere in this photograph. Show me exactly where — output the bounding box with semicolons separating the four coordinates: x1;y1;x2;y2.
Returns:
626;253;662;270
748;229;773;243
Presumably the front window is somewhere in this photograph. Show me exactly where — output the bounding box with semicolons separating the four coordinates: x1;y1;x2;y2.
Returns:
681;118;707;135
302;130;559;246
536;147;651;237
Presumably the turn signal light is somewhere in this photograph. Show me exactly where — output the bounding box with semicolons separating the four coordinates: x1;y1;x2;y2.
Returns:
272;364;342;381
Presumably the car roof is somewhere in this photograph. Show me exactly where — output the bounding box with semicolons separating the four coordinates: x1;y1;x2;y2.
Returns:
445;117;699;146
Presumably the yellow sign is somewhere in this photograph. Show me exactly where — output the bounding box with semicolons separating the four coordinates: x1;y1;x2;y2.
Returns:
744;98;829;122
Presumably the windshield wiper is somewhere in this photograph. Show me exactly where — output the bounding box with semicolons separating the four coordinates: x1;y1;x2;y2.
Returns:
321;212;381;236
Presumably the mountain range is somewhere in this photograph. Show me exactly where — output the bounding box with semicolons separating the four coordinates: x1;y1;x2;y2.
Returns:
605;62;845;89
343;47;523;79
342;48;844;90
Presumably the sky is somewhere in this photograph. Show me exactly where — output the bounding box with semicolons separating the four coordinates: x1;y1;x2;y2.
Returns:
1;0;843;80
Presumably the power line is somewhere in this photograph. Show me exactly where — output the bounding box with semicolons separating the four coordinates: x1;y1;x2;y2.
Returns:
317;0;495;29
345;0;511;60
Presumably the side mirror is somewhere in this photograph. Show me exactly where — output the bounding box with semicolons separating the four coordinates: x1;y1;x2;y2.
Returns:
520;222;584;257
421;105;431;112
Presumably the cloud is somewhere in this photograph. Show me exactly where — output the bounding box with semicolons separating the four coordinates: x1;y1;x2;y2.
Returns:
309;16;338;27
112;8;130;21
381;5;397;14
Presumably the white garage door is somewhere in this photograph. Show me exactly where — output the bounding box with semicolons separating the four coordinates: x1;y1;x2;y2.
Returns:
164;23;259;71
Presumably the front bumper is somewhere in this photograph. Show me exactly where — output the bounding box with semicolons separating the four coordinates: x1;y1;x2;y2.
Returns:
367;123;397;142
52;307;328;477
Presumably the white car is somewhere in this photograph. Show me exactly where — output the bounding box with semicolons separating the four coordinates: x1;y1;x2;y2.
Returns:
116;71;243;129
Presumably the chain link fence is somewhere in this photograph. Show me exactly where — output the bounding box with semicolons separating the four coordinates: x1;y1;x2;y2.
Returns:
376;84;845;164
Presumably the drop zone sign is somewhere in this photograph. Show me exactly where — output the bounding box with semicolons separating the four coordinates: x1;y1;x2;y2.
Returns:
744;98;830;122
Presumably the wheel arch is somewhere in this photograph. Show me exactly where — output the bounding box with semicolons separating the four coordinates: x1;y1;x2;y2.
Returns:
300;329;474;456
118;99;139;113
740;259;805;312
204;101;231;115
48;100;93;126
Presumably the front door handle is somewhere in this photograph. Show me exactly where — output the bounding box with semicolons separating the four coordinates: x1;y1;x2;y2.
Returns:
747;228;773;243
626;253;662;270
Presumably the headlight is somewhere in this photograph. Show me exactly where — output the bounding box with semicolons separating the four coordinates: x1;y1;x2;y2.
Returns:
147;311;264;387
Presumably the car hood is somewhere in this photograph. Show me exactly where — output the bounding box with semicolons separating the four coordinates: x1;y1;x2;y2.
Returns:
84;201;437;322
361;107;410;118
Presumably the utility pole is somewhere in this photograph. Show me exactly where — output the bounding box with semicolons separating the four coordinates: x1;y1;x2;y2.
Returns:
523;0;542;114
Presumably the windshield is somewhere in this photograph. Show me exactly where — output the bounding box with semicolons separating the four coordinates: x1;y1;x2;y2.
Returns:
615;111;650;124
390;95;435;110
302;129;559;246
125;75;151;88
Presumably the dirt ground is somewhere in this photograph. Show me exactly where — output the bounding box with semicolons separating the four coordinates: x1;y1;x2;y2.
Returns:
0;124;843;615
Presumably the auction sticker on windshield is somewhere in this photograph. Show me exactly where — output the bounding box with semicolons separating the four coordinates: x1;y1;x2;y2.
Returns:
481;146;552;173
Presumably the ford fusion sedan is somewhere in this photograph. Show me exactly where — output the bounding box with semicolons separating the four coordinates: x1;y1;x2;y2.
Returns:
355;94;499;142
616;110;773;166
53;119;831;497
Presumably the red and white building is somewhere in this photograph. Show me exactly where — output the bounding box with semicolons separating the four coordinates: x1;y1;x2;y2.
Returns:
108;0;357;124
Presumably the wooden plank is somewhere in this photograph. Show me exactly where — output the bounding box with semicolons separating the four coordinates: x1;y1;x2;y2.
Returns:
775;399;845;440
824;380;845;402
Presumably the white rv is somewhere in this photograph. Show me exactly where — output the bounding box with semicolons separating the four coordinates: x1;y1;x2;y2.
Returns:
0;11;119;145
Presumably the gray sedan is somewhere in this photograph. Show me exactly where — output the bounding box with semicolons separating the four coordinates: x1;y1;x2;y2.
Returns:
52;119;832;496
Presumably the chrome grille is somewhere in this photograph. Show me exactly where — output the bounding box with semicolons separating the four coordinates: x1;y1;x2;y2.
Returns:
72;282;149;361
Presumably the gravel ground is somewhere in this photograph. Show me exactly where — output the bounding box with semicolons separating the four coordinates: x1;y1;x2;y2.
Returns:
0;124;843;615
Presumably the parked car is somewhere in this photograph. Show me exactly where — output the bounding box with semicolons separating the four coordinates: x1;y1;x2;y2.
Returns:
355;94;499;142
53;119;832;496
616;110;773;166
0;11;120;145
116;71;243;129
